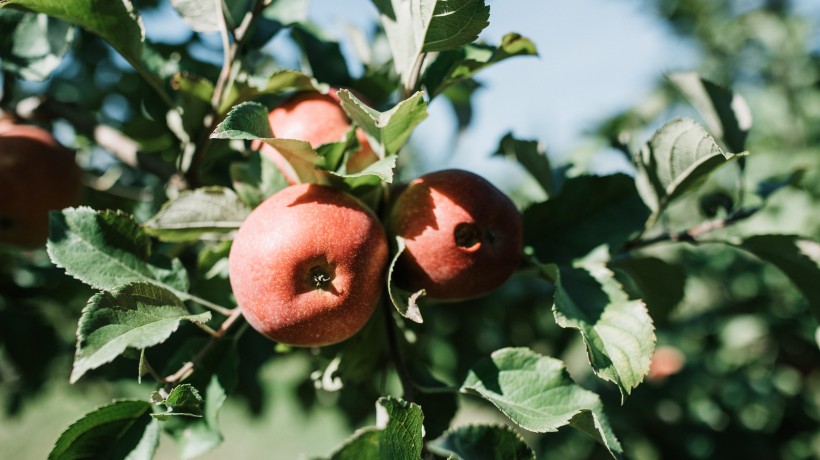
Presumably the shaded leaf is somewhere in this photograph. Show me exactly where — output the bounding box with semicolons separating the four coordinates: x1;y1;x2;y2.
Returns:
1;0;145;68
222;68;322;113
169;0;219;33
230;150;290;208
428;424;535;460
48;400;156;460
291;24;351;86
523;174;649;264
171;72;214;136
610;257;686;323
736;235;820;318
144;187;251;242
636;118;741;215
48;207;190;294
386;236;425;323
320;397;424;460
494;132;552;196
337;89;428;158
152;384;203;419
71;282;210;383
668;72;752;153
461;347;622;459
423;33;537;97
0;8;73;81
545;264;655;398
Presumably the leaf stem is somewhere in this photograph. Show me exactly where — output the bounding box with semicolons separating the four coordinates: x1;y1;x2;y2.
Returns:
163;307;244;385
404;53;427;99
623;206;761;252
181;293;234;316
381;293;415;403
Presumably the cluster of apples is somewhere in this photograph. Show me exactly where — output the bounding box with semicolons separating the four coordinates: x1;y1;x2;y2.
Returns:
229;91;523;347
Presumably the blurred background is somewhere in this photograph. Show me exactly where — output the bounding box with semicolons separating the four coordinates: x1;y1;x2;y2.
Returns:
1;0;819;459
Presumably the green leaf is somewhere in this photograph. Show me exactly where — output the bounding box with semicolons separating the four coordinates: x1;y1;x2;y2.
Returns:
545;264;655;398
230;150;290;208
169;0;220;33
461;348;623;459
162;340;238;459
321;397;424;460
337;89;428;157
523;174;649;264
291;24;351;85
736;235;820;318
211;101;329;184
423;33;538;97
610;257;686;323
1;0;145;68
0;8;74;81
48;207;190;294
144;187;251;242
71;282;210;383
386;236;425;323
48;400;156;460
378;0;490;87
667;72;752;153
152;384;203;419
332;155;399;191
428;424;535;460
171;72;215;136
494;132;552;196
636;118;741;216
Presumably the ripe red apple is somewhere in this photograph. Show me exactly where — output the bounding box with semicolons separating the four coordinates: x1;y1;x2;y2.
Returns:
647;345;686;382
229;183;388;346
0;120;83;248
257;90;377;183
388;169;523;300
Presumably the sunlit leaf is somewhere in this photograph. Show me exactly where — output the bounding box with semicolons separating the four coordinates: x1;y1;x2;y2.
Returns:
386;236;425;323
0;9;74;80
428;424;535;460
71;282;210;383
461;347;622;459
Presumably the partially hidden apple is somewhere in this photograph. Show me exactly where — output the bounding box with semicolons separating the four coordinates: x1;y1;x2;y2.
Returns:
229;183;388;346
0;120;83;248
388;169;523;301
257;90;377;183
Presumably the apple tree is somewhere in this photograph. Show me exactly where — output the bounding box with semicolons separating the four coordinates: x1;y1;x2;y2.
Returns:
0;0;818;459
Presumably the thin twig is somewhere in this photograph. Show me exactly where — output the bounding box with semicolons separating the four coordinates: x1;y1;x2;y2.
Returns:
163;307;244;385
381;295;415;403
623;206;761;252
404;53;427;99
183;0;267;188
182;293;234;316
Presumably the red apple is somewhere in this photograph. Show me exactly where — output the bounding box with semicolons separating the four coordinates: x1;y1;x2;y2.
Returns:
256;90;377;183
229;183;388;346
0;120;83;248
388;169;523;300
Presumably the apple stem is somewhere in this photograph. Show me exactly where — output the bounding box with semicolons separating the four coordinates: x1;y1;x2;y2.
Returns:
381;295;415;403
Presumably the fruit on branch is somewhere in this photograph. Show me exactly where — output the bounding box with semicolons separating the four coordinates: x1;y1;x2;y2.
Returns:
388;169;523;300
256;90;377;183
229;183;388;346
647;345;686;382
0;119;83;248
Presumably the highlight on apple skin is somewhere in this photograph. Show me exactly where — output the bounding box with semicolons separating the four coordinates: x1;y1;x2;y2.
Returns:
0;120;83;248
256;90;377;183
229;183;389;347
388;169;523;301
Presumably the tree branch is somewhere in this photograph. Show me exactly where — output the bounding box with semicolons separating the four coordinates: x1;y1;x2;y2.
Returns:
623;206;761;252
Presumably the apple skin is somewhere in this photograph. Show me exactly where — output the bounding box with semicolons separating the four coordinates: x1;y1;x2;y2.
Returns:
258;91;377;183
388;169;523;301
229;183;388;346
0;121;83;248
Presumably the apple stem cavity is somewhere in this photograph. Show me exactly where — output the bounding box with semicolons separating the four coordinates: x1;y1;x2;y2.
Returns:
308;264;334;290
454;222;482;249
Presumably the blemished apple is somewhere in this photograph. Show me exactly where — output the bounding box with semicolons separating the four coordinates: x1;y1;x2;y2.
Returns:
229;183;388;346
388;169;523;300
0;120;83;248
257;90;377;183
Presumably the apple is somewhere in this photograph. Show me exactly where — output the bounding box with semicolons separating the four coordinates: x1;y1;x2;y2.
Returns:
647;345;685;382
257;90;377;183
0;120;83;248
229;183;388;346
388;169;523;300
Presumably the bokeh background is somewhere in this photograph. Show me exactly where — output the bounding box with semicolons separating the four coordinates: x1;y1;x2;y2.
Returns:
1;0;819;459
